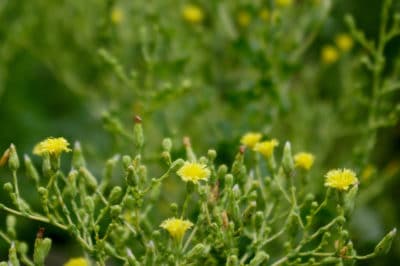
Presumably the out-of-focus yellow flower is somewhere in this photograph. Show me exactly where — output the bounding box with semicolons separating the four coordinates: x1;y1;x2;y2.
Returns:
321;45;339;64
335;33;354;52
182;4;204;24
241;132;262;148
259;8;270;21
325;169;358;191
253;139;279;158
64;257;88;266
160;218;193;241
33;137;71;156
111;8;124;24
361;164;376;182
276;0;293;8
237;11;251;27
294;152;315;170
177;162;210;183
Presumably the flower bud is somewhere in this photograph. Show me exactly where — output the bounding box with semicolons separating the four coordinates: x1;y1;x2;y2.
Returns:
217;165;228;179
110;205;122;219
24;155;40;183
126;248;140;266
374;228;397;256
122;155;132;170
282;142;294;176
207;149;217;161
249;251;269;266
84;196;95;214
133;116;144;150
187;244;209;258
108;186;122;204
225;174;234;188
79;167;98;190
72;142;86;169
8;144;20;171
126;165;138;187
9;242;20;266
3;182;13;193
226;255;239;266
171;159;184;171
42;153;52;178
162;138;172;152
344;185;358;215
33;237;52;266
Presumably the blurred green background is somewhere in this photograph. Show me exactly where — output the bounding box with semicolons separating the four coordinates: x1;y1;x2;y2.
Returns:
0;0;399;264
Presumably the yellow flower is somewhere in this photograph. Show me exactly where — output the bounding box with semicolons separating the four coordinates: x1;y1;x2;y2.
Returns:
276;0;293;8
160;218;193;240
294;152;315;170
177;162;210;183
111;8;124;25
259;8;270;21
240;132;262;148
33;137;71;156
237;11;251;27
321;45;339;64
182;4;204;24
324;169;358;191
64;257;88;266
253;139;279;158
335;33;353;52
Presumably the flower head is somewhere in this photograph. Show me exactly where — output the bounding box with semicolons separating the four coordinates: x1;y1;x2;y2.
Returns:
294;152;315;170
64;257;88;266
335;33;353;52
160;218;193;240
259;8;270;21
240;132;262;148
111;8;124;25
324;169;358;191
321;45;339;64
237;11;251;27
253;139;279;158
177;162;210;183
33;137;71;156
182;4;204;24
276;0;293;8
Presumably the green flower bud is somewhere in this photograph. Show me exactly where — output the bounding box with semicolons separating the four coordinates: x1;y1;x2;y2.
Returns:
232;184;241;199
110;205;122;219
72;141;86;169
162;138;172;151
133;116;144;150
242;201;257;221
226;255;239;266
9;242;20;266
207;149;217;161
344;185;358;215
84;196;95;214
254;211;264;228
17;242;28;255
282;142;294;176
374;228;397;256
187;244;209;258
217;165;228;179
249;251;269;266
171;159;184;171
3;182;13;193
170;203;178;216
33;237;52;266
225;174;234;188
8;144;20;171
122;155;132;170
108;186;123;204
42;153;52;178
0;262;8;266
126;165;138;187
24;155;40;183
79;167;98;190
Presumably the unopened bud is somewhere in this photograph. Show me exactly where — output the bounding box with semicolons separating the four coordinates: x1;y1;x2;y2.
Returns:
282;142;294;175
8;144;20;171
249;251;269;266
72;142;86;169
79;167;98;190
374;228;397;256
33;237;52;266
162;138;172;151
110;205;122;219
24;155;39;183
108;186;122;204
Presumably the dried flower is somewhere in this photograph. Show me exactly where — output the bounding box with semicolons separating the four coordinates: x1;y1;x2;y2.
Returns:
64;257;88;266
182;4;204;24
294;152;315;170
253;139;279;158
160;218;193;240
177;162;210;183
33;137;71;156
240;132;262;148
325;169;358;191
